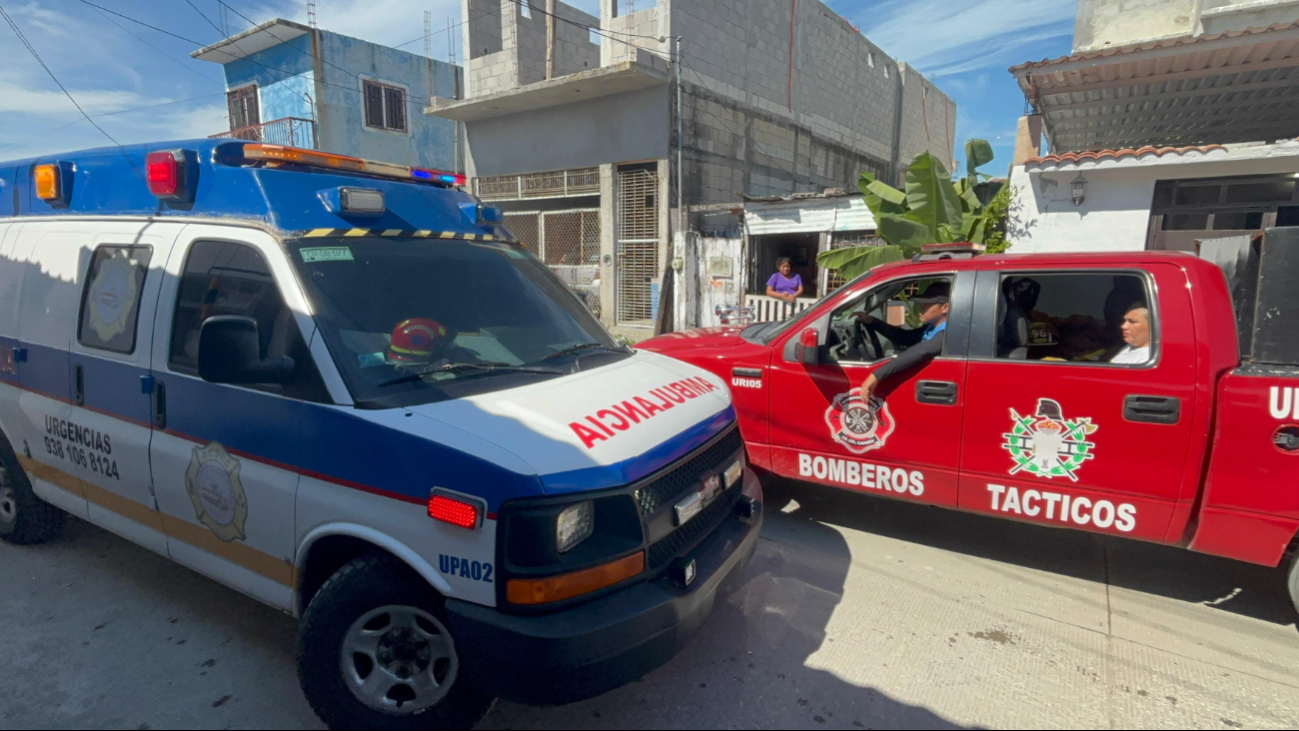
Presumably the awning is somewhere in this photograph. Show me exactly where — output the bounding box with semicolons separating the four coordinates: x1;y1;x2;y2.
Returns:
192;19;311;64
1010;22;1299;153
744;195;876;236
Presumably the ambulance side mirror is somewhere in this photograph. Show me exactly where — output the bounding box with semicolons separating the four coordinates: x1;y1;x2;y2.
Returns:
198;316;295;385
794;328;820;366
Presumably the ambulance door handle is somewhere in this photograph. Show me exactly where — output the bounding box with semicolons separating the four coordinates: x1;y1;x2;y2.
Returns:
916;380;957;405
74;365;85;407
1124;395;1180;425
153;381;167;431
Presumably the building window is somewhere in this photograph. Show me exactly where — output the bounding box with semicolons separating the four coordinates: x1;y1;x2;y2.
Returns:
226;85;259;131
520;2;532;18
78;245;153;354
868;52;875;68
589;28;602;45
362;80;408;133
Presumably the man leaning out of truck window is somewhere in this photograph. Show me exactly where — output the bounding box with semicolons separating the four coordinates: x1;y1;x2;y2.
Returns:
854;282;951;399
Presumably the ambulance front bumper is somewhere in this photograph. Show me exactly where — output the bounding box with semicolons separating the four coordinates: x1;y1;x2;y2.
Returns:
444;469;763;706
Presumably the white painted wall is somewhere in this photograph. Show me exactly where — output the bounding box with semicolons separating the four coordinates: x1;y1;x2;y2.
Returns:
1005;143;1299;254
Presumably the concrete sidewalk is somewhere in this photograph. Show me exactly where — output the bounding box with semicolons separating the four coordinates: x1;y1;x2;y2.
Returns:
2;482;1297;729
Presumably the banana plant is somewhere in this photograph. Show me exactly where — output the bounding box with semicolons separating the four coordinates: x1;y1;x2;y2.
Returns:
818;140;1001;281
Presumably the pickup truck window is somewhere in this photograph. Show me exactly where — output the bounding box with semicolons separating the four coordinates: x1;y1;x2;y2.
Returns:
826;276;952;364
994;272;1154;365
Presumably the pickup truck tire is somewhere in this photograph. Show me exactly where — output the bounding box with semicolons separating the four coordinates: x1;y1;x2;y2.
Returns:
297;551;493;731
0;435;65;545
1287;547;1299;617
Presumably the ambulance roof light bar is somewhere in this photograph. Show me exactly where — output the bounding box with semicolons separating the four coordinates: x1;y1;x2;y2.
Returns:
241;144;467;188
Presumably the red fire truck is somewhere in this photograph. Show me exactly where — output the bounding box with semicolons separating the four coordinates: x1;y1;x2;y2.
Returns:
641;233;1299;613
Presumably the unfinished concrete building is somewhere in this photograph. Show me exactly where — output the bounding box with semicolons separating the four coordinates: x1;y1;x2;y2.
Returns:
428;0;956;337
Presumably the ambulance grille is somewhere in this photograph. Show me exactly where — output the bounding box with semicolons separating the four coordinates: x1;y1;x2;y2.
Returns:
647;484;742;570
634;428;743;517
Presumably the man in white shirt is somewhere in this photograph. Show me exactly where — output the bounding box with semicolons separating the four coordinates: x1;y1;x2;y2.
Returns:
1111;305;1152;364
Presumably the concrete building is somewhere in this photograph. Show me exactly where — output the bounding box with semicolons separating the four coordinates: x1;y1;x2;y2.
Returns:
1005;1;1299;254
194;19;464;172
428;0;955;338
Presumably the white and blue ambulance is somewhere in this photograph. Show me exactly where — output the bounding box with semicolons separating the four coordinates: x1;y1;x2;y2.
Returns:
0;140;761;729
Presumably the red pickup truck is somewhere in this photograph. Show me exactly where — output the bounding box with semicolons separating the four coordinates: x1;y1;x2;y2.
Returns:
642;233;1299;612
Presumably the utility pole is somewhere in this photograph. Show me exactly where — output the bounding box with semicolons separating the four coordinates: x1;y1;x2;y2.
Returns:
545;0;556;80
424;11;434;100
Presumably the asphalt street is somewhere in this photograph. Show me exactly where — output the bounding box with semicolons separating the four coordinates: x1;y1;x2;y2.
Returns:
3;481;1298;730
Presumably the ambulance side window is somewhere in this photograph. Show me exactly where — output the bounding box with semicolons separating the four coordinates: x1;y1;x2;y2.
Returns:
994;272;1155;365
168;240;329;402
77;245;153;354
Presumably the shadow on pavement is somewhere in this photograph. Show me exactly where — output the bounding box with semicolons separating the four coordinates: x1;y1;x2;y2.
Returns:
480;509;968;730
765;477;1298;629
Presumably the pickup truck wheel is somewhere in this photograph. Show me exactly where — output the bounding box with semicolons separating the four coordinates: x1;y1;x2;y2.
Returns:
298;552;493;731
0;438;64;545
1287;548;1299;617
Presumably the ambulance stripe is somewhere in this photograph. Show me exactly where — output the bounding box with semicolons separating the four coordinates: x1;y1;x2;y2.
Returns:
303;229;334;238
344;229;370;237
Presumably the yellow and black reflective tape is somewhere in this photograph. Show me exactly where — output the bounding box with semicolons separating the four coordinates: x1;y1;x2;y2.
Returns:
297;228;514;243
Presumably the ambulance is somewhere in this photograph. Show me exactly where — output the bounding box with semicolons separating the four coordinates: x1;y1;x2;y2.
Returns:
0;140;761;729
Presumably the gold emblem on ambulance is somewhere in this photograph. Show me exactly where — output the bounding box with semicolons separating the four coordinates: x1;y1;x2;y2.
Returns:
186;443;248;542
87;252;140;341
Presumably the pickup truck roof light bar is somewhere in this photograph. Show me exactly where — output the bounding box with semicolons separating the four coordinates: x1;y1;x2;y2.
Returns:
240;144;467;188
914;242;985;263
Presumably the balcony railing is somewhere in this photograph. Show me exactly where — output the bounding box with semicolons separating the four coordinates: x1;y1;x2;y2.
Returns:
211;117;317;149
475;167;600;201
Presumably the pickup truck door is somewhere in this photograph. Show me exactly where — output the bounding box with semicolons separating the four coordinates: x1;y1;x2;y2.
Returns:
763;271;974;508
957;266;1199;542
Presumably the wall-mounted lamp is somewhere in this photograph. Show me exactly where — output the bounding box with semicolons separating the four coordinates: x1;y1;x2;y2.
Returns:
1071;173;1088;206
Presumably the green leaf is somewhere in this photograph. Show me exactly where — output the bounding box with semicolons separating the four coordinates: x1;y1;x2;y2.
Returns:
816;244;911;280
965;139;994;178
879;214;935;248
867;179;906;206
903;152;963;243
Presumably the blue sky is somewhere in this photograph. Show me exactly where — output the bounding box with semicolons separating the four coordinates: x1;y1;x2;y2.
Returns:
0;0;1077;173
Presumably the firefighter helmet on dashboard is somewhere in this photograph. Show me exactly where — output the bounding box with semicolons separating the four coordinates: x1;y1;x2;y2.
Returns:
387;318;449;363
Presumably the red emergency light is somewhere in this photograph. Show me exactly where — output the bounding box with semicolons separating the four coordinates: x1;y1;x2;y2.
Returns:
146;150;188;200
428;491;483;530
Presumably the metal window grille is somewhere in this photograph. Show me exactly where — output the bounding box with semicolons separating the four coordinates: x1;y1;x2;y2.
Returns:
474;167;600;201
616;167;660;327
226;86;260;131
363;82;384;128
363;81;407;132
502;209;603;318
825;232;883;294
384;86;407;132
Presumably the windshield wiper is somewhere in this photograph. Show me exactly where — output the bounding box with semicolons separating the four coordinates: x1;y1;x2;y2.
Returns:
378;362;564;389
540;342;626;362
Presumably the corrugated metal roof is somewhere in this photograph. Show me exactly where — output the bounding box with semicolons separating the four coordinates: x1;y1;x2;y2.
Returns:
1009;22;1299;153
744;195;876;236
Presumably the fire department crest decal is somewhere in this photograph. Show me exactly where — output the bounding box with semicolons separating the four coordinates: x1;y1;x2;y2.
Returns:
186;442;248;542
1003;398;1098;482
826;389;895;454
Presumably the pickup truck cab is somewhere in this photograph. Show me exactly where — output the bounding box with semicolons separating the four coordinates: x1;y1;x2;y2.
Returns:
0;140;761;729
642;237;1299;613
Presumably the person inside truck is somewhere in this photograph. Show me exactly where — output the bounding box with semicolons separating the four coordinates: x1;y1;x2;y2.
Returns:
1111;304;1153;364
854;281;951;399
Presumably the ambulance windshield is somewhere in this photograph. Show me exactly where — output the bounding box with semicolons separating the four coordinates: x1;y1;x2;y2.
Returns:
291;237;626;406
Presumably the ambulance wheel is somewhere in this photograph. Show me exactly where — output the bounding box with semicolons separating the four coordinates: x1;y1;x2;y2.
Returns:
0;435;64;545
298;552;493;731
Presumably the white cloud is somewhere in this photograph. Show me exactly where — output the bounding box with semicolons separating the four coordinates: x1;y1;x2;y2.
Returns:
0;74;154;116
855;0;1074;76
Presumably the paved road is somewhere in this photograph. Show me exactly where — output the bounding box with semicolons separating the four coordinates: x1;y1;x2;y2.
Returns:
3;482;1298;730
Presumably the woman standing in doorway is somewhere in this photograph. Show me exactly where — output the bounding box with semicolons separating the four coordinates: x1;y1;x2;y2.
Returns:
766;257;804;303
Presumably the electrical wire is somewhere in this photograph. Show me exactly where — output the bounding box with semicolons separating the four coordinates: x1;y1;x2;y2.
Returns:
500;0;674;63
92;3;224;85
0;4;126;149
0;92;229;157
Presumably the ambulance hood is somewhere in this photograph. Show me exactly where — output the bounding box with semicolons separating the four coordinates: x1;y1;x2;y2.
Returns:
400;350;735;495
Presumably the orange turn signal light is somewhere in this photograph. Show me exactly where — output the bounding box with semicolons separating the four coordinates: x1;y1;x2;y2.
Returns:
506;552;645;606
34;164;60;201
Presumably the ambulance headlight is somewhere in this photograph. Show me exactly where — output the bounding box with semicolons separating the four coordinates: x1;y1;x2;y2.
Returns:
556;500;595;554
724;457;744;489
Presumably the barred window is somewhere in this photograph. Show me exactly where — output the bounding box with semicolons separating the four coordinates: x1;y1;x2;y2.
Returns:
362;80;408;133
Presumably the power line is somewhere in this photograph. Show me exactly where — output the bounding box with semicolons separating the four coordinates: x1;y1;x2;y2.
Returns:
0;4;125;149
0;92;229;157
500;0;674;62
90;4;223;85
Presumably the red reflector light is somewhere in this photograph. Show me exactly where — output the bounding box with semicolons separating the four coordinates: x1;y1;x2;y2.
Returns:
146;150;182;198
428;494;481;529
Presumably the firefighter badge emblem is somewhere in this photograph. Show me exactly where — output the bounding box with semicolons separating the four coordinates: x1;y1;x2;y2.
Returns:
826;389;895;454
1003;398;1098;481
186;442;248;542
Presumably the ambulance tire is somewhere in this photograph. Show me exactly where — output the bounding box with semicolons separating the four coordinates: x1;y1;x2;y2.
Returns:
1286;546;1299;617
0;434;65;545
298;551;493;731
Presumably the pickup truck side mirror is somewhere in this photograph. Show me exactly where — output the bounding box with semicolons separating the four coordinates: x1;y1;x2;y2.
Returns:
793;328;820;366
198;316;295;385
